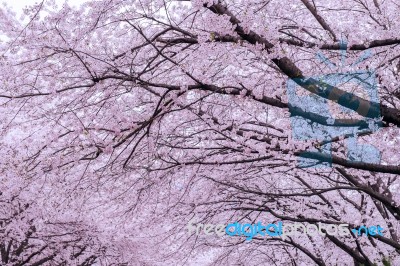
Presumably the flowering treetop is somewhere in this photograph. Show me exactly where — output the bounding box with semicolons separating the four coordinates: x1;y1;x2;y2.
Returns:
0;0;399;265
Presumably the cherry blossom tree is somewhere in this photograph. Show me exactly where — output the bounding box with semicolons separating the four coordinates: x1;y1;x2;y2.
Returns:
0;0;399;265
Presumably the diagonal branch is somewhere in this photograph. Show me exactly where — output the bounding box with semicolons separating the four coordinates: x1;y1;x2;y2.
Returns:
203;1;400;128
299;0;337;41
